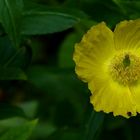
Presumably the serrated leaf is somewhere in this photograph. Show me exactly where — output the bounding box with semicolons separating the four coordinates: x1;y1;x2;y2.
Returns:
21;11;80;35
0;0;23;48
0;118;37;140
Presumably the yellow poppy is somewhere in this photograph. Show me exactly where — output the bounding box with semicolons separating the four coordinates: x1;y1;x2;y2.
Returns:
73;19;140;118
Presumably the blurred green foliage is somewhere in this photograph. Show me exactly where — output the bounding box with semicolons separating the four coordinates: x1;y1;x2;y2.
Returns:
0;0;140;140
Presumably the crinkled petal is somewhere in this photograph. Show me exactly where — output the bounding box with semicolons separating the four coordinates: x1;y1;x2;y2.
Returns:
129;83;140;113
73;22;115;82
114;19;140;52
89;79;137;118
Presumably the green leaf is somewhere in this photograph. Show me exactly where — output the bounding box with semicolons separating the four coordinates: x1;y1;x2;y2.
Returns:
0;0;24;48
58;33;76;68
85;111;104;140
22;1;88;35
47;128;83;140
113;0;140;18
20;101;38;118
23;1;88;19
0;103;26;120
105;116;126;130
32;122;57;139
27;66;88;126
80;0;126;27
58;31;84;68
27;66;86;102
21;11;80;35
0;36;28;80
58;18;96;68
0;118;37;140
0;67;27;80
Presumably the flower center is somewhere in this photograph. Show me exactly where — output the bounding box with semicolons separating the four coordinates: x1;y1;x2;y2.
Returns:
109;52;140;86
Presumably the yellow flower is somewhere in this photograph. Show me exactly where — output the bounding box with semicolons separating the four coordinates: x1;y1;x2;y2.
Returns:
73;19;140;118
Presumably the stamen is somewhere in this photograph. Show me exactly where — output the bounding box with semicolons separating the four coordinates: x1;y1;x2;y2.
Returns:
109;52;140;86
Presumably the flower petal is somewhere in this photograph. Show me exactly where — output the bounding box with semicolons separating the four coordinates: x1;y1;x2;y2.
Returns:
114;19;140;51
73;22;115;82
129;83;140;113
89;79;137;118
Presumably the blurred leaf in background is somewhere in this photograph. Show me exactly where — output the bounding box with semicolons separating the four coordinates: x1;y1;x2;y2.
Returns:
0;0;23;48
0;118;37;140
